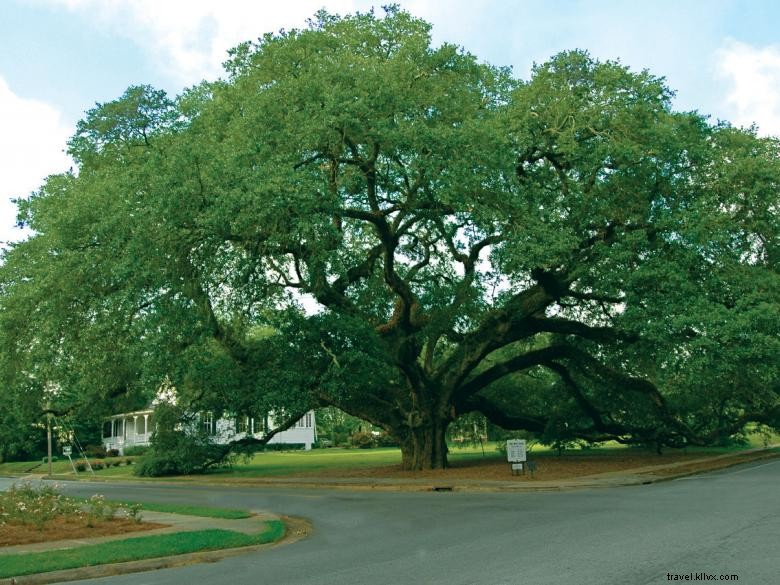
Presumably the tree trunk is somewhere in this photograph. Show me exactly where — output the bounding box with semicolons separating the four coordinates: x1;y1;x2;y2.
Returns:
399;418;449;470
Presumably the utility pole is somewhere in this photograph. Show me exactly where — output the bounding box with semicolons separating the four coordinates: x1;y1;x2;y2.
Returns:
45;402;53;477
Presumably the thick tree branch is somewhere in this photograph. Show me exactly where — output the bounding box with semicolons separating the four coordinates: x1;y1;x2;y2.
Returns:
527;317;636;343
456;345;568;399
435;283;556;391
458;395;548;434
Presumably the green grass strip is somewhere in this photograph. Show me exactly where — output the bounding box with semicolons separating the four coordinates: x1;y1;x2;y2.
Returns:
0;521;285;578
115;501;252;519
70;497;252;519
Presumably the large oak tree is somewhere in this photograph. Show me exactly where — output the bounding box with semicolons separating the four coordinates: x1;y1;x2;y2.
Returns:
1;9;778;469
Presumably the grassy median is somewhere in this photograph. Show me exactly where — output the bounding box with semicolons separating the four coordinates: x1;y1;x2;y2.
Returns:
95;500;252;519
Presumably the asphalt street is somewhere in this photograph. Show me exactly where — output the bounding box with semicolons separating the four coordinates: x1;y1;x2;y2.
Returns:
4;459;779;585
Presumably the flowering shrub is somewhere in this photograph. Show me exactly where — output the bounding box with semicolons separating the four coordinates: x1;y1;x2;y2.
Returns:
0;483;142;530
0;483;81;529
85;494;118;527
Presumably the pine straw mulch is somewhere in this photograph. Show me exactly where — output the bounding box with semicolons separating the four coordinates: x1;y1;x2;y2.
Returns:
289;450;778;482
0;516;167;547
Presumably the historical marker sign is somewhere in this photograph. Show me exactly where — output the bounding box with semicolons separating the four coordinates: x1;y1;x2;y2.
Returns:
506;439;527;463
62;445;72;456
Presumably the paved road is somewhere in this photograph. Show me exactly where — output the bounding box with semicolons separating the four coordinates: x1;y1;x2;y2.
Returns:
7;459;780;585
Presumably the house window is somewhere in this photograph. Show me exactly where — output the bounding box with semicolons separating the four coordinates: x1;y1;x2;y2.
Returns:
305;413;312;428
202;412;216;435
236;416;249;434
103;421;112;438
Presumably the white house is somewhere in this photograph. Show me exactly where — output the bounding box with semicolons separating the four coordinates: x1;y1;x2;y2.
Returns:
103;409;317;454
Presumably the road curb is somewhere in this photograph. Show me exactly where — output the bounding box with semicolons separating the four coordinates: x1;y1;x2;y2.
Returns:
0;516;311;585
625;450;780;486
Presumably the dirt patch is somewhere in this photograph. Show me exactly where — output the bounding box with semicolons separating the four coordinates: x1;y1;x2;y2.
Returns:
288;450;777;482
0;517;167;547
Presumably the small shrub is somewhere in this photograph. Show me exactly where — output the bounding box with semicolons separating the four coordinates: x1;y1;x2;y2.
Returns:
90;460;104;471
85;494;117;526
83;445;107;459
123;445;150;456
125;458;134;466
374;433;399;448
74;461;87;472
133;403;234;476
124;503;143;523
106;448;120;458
262;443;305;452
134;455;183;477
350;431;376;449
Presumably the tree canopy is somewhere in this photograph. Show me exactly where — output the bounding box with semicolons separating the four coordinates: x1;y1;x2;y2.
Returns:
1;8;778;469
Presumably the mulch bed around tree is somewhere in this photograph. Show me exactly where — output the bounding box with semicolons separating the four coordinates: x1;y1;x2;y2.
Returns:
292;450;777;481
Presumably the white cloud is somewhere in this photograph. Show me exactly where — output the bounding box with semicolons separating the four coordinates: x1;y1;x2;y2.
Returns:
44;0;360;86
0;76;73;247
717;40;780;137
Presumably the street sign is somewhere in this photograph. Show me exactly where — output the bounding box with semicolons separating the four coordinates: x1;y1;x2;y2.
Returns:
506;439;527;463
62;445;72;456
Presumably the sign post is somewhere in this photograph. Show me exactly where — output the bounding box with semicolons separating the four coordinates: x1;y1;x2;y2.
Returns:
506;439;527;475
63;445;76;474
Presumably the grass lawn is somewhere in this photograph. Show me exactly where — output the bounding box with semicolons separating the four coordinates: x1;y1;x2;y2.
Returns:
214;447;405;477
102;500;252;519
0;457;138;477
0;521;285;579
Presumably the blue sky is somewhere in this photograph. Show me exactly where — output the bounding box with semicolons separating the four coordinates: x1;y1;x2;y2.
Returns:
2;0;780;247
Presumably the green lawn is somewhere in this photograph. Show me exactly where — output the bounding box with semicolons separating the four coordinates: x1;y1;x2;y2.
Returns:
0;521;285;578
0;460;45;474
0;457;138;477
215;447;405;477
210;445;521;477
107;500;252;519
68;495;252;519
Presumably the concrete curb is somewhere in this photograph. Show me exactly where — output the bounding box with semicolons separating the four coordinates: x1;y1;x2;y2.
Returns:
0;516;311;585
627;449;780;485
